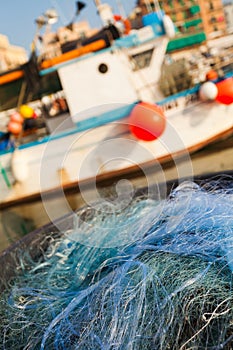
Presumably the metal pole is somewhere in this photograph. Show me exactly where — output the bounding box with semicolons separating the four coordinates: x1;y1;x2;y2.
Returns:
116;0;126;18
145;0;152;13
94;0;102;7
153;0;161;12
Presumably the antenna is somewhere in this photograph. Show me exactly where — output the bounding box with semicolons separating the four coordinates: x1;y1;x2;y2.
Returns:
44;8;59;25
32;15;47;53
50;0;68;25
66;1;86;31
76;1;86;15
94;0;102;6
116;0;126;18
93;0;115;26
43;8;59;36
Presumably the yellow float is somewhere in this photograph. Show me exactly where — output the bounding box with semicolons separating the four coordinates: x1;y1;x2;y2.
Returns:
19;105;34;119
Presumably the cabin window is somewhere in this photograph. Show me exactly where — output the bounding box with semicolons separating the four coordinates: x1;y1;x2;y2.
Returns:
130;48;154;71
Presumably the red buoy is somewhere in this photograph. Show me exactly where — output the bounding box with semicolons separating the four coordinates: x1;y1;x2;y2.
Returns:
216;78;233;105
129;102;166;141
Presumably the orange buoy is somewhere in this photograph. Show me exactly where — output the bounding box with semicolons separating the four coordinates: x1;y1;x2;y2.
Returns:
129;102;166;141
215;77;233;105
206;70;218;81
10;111;24;124
8;121;23;135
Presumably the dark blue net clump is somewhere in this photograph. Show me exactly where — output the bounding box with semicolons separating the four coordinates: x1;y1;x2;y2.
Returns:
1;177;233;349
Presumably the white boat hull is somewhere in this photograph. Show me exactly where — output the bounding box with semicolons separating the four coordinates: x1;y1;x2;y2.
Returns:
0;99;232;207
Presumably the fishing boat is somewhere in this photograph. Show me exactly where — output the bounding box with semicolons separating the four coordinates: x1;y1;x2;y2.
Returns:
0;1;233;208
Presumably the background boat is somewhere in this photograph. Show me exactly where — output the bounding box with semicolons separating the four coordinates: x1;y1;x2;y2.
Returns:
0;1;232;209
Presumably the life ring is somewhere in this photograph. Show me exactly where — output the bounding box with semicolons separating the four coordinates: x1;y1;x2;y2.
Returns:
114;14;131;35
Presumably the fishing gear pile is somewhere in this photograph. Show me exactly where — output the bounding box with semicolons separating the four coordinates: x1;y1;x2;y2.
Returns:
0;178;233;349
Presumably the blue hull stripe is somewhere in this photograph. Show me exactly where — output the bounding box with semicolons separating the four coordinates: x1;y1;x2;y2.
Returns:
1;71;233;156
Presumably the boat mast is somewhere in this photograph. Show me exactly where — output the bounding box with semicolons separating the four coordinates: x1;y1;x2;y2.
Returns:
94;0;101;6
94;0;115;26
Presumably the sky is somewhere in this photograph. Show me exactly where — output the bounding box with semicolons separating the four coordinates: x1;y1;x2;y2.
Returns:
0;0;136;54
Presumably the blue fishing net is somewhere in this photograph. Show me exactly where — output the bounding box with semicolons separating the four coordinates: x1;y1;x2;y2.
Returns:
1;178;233;349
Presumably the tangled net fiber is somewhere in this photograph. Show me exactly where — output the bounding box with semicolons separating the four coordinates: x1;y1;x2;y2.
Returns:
1;177;233;349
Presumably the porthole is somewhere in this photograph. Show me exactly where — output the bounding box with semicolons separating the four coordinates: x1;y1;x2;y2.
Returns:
98;63;108;74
